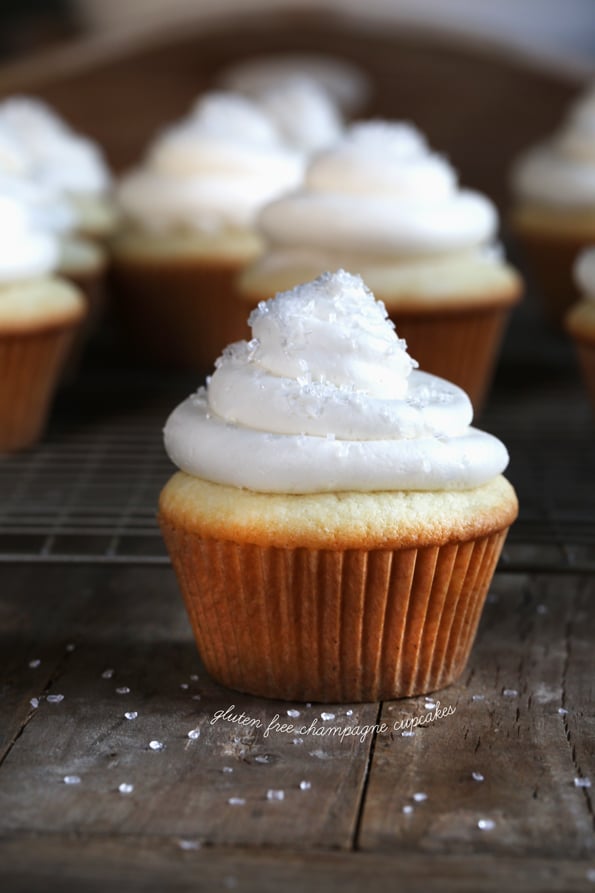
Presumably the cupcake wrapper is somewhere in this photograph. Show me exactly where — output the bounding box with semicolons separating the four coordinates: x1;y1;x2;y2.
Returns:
110;257;250;370
160;523;510;702
0;326;76;452
516;229;589;327
390;305;513;413
573;340;595;411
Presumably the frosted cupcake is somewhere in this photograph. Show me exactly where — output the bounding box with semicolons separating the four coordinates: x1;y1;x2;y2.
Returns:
511;82;595;326
239;122;523;411
112;92;304;368
159;270;518;703
565;248;595;408
217;52;371;117
0;97;116;242
236;76;345;155
0;192;85;452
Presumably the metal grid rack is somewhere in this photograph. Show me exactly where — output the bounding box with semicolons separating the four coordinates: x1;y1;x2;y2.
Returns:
0;298;593;570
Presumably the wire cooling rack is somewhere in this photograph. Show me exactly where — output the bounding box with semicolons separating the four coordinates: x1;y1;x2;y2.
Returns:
0;297;593;570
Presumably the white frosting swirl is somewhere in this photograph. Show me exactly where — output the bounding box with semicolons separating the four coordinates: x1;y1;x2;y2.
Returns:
574;247;595;298
0;97;111;196
512;82;595;207
117;92;304;233
254;77;344;153
257;122;497;256
164;270;509;493
0;191;59;282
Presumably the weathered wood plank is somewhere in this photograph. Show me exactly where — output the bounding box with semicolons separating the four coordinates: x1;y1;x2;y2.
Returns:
358;573;595;857
0;565;377;849
1;837;595;893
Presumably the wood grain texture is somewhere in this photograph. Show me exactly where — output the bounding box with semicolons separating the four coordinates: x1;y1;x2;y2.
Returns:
358;573;595;857
0;564;376;850
1;838;595;893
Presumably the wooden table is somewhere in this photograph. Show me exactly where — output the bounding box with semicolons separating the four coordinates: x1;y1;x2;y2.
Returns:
1;12;594;891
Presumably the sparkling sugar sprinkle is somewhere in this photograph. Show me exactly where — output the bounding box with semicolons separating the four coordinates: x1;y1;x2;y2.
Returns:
28;659;41;668
413;792;427;802
228;797;246;806
266;789;285;801
101;669;115;679
299;780;312;791
149;740;165;751
472;772;485;782
402;805;414;815
116;687;131;695
63;775;81;785
30;698;39;709
118;783;134;794
502;689;519;698
574;777;592;788
478;819;496;831
124;712;138;721
47;694;64;704
187;728;201;740
287;709;300;718
178;839;201;851
320;712;335;721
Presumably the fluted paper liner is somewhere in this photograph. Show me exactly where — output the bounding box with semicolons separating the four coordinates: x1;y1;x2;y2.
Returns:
160;521;510;702
516;228;590;327
111;257;250;369
0;326;77;452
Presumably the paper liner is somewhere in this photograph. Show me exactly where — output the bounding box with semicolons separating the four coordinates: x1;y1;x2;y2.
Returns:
0;325;77;452
516;228;591;327
61;267;106;380
160;521;510;702
110;256;251;370
388;305;513;414
573;340;595;411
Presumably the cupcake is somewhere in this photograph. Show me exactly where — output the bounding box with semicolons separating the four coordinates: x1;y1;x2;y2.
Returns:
233;76;345;155
565;247;595;408
216;52;371;117
0;192;85;452
239;122;523;412
0;96;116;242
511;82;595;326
112;92;304;368
159;270;518;703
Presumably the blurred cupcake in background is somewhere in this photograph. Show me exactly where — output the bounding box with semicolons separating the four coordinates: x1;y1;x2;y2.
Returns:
565;247;595;409
230;75;345;155
0;101;110;364
511;81;595;327
216;52;372;118
0;189;85;452
0;96;117;243
111;92;304;369
239;121;522;412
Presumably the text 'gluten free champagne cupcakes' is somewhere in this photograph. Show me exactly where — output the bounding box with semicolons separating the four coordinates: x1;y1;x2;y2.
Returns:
159;270;518;703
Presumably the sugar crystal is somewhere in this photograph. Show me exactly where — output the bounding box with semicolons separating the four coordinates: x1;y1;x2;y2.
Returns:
478;818;495;830
118;783;134;794
63;775;81;785
149;740;165;751
266;789;285;801
187;728;201;740
47;694;64;704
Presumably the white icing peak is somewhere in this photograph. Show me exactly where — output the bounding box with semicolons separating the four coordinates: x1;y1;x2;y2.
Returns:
117;92;304;232
512;82;595;207
253;77;345;153
0;97;111;195
0;191;59;282
257;120;497;256
574;247;595;298
164;271;509;493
